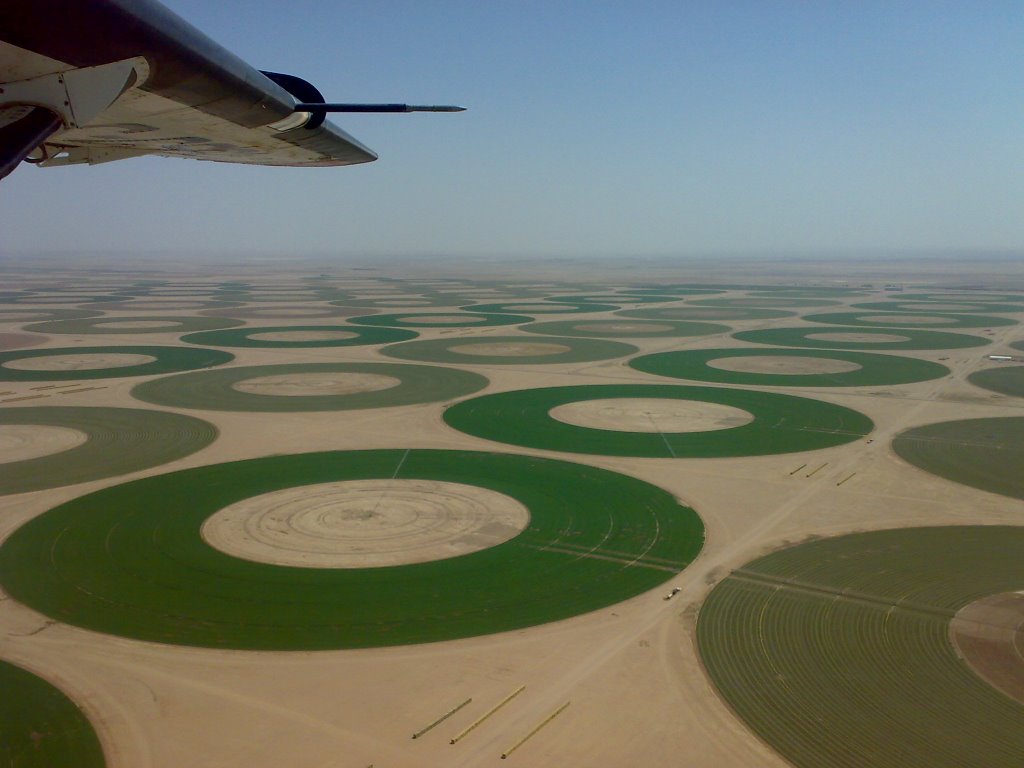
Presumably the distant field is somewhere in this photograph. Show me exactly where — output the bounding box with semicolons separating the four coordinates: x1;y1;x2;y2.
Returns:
967;365;1024;398
698;526;1024;768
892;417;1024;500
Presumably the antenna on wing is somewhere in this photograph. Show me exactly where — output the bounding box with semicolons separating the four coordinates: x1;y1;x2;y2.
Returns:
293;103;466;113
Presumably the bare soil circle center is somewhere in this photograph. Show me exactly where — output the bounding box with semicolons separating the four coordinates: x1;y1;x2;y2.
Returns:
2;353;157;371
950;592;1024;705
858;314;951;325
550;397;753;432
575;322;675;333
201;479;531;568
707;355;862;375
231;372;402;396
246;330;359;342
0;425;88;462
806;332;910;343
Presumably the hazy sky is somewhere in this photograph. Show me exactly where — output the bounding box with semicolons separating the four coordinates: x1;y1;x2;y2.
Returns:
2;1;1022;258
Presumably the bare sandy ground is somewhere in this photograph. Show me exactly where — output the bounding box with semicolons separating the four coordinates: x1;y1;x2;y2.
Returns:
0;425;87;462
805;331;910;343
450;342;571;356
950;592;1024;704
550;398;754;432
3;352;156;371
857;314;951;325
202;479;529;568
0;265;1022;768
89;320;186;329
232;372;402;396
574;322;676;333
707;355;862;374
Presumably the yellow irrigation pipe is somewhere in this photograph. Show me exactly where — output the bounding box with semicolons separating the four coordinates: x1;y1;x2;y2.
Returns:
500;702;571;759
450;686;525;744
412;698;472;739
805;462;828;478
836;472;857;486
788;463;807;475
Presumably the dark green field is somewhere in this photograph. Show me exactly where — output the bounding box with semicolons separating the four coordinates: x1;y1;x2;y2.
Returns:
734;326;990;350
0;345;234;381
380;335;637;365
520;318;729;338
617;306;796;321
892;417;1024;499
968;365;1024;398
180;324;417;348
852;300;1024;314
697;526;1024;768
0;450;704;650
131;362;488;412
0;661;105;768
23;315;245;335
443;384;873;457
630;347;949;387
803;311;1017;329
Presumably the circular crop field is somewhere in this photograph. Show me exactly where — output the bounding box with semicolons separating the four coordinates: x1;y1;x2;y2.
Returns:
23;315;246;335
461;301;619;314
1;294;120;305
444;384;872;457
180;325;417;348
899;292;1024;304
851;300;1024;314
617;306;795;321
967;366;1024;398
733;326;990;350
199;305;356;319
697;526;1024;768
0;308;102;322
0;449;704;649
380;335;636;365
132;362;488;412
0;660;105;767
0;406;217;494
688;297;843;308
81;299;245;311
893;417;1024;499
630;347;949;387
329;295;462;309
0;345;233;381
520;318;729;338
348;312;532;328
802;311;1016;329
547;293;680;304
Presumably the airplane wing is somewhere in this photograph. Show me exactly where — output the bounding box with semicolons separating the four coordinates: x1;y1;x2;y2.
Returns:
0;0;460;180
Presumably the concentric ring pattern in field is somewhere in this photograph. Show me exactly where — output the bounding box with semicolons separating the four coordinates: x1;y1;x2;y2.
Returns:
131;362;488;412
520;318;729;338
733;326;990;350
180;325;418;348
443;384;872;457
967;365;1024;398
697;526;1024;768
348;312;532;328
617;306;796;321
802;311;1017;329
0;660;105;767
892;417;1024;500
0;449;704;649
380;335;637;365
630;347;949;387
22;316;246;335
0;345;234;381
0;406;218;494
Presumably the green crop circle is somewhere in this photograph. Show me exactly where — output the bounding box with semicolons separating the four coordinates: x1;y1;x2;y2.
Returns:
131;362;488;411
444;384;872;457
0;406;218;494
520;318;729;338
348;312;532;328
900;292;1024;304
733;326;990;350
0;308;103;322
802;311;1016;329
0;449;704;649
617;307;796;321
851;300;1024;314
199;305;355;319
328;295;462;309
380;335;637;365
630;347;949;387
550;293;681;304
23;316;246;335
967;366;1024;398
0;660;105;767
0;345;234;381
697;526;1024;768
180;325;417;348
689;297;843;308
461;301;619;314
